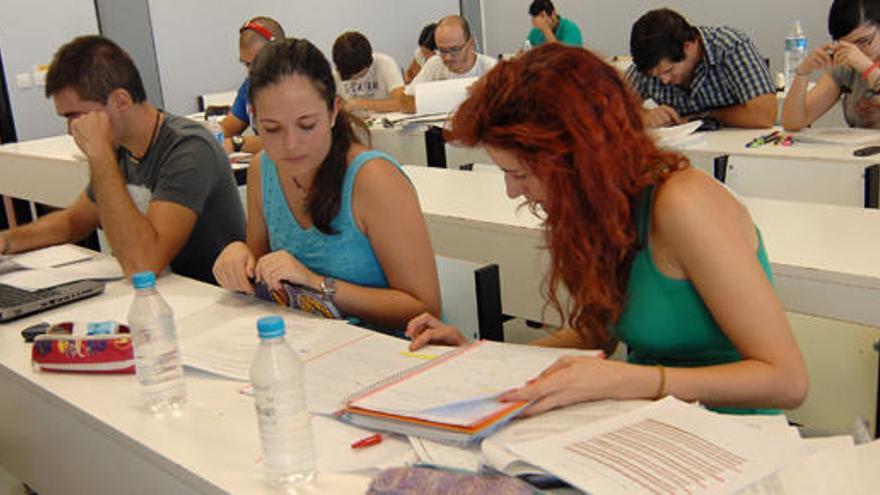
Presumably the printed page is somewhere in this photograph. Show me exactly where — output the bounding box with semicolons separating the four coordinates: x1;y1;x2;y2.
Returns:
180;315;452;414
508;397;806;495
742;436;866;495
650;120;704;148
351;341;601;424
482;399;649;476
0;256;123;290
10;244;93;269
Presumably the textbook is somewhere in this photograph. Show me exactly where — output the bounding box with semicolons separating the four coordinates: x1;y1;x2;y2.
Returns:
338;340;602;444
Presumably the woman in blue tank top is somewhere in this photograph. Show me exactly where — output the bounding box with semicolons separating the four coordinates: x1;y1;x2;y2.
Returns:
213;38;441;331
406;45;808;416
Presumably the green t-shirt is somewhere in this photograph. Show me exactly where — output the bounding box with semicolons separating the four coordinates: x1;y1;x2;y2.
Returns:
527;16;583;47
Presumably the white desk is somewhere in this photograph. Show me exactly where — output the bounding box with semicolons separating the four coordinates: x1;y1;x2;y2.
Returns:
368;118;491;169
407;165;880;328
0;134;249;211
0;135;89;208
405;166;554;325
677;128;880;208
0;275;371;494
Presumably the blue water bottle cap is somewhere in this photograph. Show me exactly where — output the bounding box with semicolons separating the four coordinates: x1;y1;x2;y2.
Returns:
257;316;286;339
132;271;156;289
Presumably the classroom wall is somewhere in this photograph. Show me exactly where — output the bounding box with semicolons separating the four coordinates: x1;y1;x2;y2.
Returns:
483;0;832;76
0;0;98;141
147;0;459;115
95;0;164;108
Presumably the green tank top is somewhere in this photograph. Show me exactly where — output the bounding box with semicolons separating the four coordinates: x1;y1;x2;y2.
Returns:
612;185;779;415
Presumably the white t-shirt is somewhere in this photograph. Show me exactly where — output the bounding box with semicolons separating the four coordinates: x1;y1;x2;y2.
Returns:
405;53;497;95
414;47;428;66
334;52;404;100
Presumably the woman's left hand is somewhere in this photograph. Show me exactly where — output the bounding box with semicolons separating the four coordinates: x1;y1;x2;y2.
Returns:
833;40;874;74
254;250;318;291
499;355;622;417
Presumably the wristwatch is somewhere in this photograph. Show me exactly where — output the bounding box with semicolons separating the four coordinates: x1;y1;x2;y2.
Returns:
231;135;245;152
320;277;337;300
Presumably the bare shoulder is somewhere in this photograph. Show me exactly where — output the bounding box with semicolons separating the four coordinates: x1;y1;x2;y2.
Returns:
652;168;753;243
352;155;411;197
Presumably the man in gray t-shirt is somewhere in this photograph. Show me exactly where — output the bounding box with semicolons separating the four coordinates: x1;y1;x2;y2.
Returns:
0;35;245;284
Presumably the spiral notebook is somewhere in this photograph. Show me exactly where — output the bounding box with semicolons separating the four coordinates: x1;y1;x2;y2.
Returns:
338;341;602;444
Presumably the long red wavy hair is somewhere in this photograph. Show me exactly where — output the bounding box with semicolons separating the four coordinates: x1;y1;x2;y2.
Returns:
447;44;688;346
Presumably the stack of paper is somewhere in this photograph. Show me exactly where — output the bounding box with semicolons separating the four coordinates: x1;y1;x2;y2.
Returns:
507;397;807;494
0;245;122;291
180;315;453;414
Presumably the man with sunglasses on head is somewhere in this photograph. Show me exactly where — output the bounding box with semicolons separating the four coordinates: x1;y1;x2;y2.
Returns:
219;16;285;153
403;15;496;113
626;8;776;129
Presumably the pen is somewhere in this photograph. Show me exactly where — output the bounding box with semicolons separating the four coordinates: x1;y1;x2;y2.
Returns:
745;130;779;148
351;433;383;449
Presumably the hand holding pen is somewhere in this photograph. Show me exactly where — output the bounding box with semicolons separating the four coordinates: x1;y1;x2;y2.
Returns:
795;43;836;78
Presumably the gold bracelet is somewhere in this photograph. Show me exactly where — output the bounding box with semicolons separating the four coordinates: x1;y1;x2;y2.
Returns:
655;365;668;400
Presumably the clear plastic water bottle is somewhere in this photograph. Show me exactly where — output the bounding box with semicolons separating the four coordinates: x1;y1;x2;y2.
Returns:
784;20;808;91
206;117;224;144
250;316;316;487
127;271;187;412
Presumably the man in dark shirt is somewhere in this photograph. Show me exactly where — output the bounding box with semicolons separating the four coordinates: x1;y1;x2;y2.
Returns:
0;35;245;284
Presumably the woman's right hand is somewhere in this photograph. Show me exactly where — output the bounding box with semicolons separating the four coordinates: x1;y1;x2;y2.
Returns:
405;312;469;350
797;44;835;76
212;241;256;294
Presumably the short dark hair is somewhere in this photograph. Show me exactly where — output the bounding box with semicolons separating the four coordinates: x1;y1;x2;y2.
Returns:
529;0;555;16
829;0;880;39
249;38;360;235
332;31;374;81
419;23;437;51
630;8;700;73
45;35;146;104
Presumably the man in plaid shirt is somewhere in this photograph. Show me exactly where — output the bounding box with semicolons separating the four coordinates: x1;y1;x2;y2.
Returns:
626;8;777;129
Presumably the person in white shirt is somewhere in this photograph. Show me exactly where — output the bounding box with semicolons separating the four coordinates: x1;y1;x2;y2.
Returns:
403;15;497;112
332;31;405;113
404;23;437;83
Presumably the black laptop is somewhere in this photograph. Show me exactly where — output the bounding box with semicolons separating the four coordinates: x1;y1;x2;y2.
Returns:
0;280;105;322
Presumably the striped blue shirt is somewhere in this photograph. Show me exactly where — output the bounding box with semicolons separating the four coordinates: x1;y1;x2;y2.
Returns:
626;26;774;116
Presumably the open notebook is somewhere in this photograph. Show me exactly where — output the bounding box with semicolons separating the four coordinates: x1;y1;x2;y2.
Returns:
339;341;601;444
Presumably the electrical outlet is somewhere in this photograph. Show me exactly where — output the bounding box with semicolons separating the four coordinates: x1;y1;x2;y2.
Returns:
15;72;32;89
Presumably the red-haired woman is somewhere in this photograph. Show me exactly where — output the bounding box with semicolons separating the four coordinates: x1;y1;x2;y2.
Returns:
407;44;808;416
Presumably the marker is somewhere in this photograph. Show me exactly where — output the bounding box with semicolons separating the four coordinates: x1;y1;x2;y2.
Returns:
745;130;780;148
351;433;383;449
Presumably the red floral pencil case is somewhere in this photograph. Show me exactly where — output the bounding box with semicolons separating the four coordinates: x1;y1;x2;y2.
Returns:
31;321;135;374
